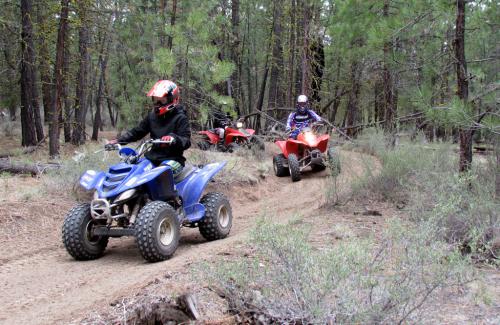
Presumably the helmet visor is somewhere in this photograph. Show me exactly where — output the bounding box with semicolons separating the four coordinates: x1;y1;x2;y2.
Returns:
152;96;168;106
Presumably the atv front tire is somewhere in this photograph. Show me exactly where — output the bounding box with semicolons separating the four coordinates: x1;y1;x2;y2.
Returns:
227;142;239;153
135;201;180;262
199;192;232;241
288;153;301;182
327;147;341;176
62;203;109;260
273;154;289;177
250;136;265;150
311;163;326;172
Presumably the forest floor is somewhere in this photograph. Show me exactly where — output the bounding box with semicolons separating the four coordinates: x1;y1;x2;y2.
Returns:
0;134;498;324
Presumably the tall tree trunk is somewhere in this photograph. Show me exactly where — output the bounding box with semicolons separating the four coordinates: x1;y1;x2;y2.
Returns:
495;136;500;201
374;78;383;124
49;0;70;157
345;60;361;138
300;2;311;95
245;2;253;115
92;38;111;141
72;1;90;145
159;0;168;47
310;37;325;107
231;0;242;115
105;75;115;128
20;0;42;147
267;0;285;114
62;26;72;143
36;2;52;124
287;0;297;107
382;0;397;145
167;0;177;50
454;0;472;172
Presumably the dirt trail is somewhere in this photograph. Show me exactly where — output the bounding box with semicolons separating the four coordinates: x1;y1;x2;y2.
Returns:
0;149;378;325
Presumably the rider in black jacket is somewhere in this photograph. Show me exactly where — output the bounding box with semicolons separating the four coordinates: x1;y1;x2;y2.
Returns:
109;80;191;172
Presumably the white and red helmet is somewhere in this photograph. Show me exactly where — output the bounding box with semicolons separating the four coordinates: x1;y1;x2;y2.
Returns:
296;94;308;113
147;80;180;115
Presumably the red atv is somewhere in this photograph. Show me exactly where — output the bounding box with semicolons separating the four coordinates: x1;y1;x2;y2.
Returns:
198;120;265;152
273;124;341;182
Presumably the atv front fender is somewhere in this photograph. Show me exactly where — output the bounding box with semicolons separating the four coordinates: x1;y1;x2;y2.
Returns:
275;140;301;158
80;170;106;191
225;131;248;144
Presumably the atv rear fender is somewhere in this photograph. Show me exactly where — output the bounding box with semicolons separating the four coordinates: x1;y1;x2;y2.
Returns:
176;162;227;221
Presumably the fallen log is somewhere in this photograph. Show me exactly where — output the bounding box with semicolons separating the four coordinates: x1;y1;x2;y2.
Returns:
0;146;37;158
0;158;61;176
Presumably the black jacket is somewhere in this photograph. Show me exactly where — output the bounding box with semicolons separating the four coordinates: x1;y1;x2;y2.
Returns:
118;105;191;165
212;110;231;129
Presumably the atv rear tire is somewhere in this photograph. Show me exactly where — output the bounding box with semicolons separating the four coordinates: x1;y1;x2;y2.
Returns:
199;192;232;241
198;140;211;151
288;153;301;182
327;147;341;176
273;154;289;177
62;203;109;260
135;201;180;262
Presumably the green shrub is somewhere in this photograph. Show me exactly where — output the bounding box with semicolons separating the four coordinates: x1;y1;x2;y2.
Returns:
43;145;118;198
204;218;471;324
350;133;499;261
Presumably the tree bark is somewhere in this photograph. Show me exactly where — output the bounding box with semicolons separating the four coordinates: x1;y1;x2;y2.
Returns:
382;0;397;142
267;0;285;112
49;0;70;157
287;0;297;107
300;2;311;95
345;60;361;138
231;0;242;115
495;136;500;201
310;37;325;107
72;1;90;145
245;2;253;115
36;2;52;124
92;40;110;141
62;25;72;143
454;0;472;172
20;0;42;147
105;75;115;128
167;0;177;50
159;0;168;47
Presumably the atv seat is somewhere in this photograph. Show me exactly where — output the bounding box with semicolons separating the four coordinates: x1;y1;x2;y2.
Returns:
174;164;196;182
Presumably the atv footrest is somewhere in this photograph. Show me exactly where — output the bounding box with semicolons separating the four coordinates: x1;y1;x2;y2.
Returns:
93;227;135;237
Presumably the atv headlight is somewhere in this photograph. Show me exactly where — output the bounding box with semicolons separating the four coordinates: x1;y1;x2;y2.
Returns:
236;122;243;128
304;131;316;144
114;189;137;204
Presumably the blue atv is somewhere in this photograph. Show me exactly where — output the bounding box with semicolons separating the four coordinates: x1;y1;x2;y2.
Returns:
62;139;232;263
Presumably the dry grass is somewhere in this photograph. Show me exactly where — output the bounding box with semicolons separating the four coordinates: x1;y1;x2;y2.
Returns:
186;148;271;185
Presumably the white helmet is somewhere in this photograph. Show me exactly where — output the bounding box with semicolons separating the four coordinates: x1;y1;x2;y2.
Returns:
297;95;308;103
297;95;308;113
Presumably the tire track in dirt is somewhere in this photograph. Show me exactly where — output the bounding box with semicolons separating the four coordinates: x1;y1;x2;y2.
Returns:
0;149;378;325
